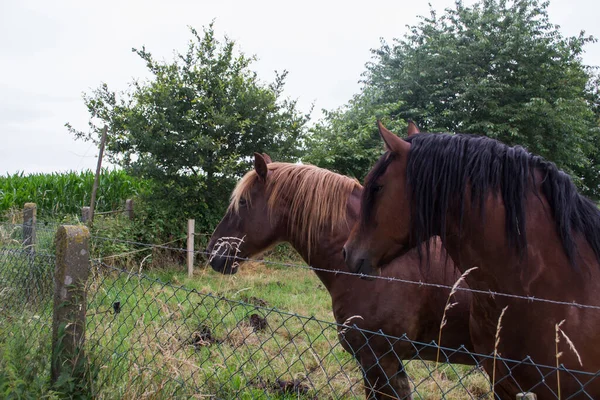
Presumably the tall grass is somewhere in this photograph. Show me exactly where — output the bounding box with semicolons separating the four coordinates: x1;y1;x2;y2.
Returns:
0;169;145;217
0;230;493;399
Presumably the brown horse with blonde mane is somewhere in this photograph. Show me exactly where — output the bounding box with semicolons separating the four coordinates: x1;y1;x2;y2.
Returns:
344;122;600;399
208;145;475;399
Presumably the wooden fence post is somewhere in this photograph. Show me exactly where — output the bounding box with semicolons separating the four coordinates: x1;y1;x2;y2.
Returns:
51;225;90;387
125;199;134;220
88;125;108;227
23;203;36;255
81;207;91;223
187;219;195;278
516;393;537;400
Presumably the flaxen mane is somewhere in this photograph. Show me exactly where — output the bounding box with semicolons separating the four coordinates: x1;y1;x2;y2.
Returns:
230;163;361;255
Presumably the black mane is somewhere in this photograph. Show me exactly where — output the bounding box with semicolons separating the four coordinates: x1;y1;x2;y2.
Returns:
363;133;600;269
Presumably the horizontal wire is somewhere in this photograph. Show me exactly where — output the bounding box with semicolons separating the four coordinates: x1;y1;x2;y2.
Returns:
92;260;600;376
87;234;600;311
4;224;600;311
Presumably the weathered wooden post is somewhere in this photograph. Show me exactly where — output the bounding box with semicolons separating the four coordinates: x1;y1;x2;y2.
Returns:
81;207;91;223
187;219;195;278
88;125;108;227
516;393;537;400
125;199;134;220
23;202;36;254
51;225;90;387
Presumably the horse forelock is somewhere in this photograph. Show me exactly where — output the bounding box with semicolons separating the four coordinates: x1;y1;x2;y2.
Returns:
229;170;259;214
361;152;395;227
404;132;600;270
230;162;361;255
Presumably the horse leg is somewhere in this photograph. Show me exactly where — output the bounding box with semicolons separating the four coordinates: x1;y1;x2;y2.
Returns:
360;351;414;400
391;362;413;400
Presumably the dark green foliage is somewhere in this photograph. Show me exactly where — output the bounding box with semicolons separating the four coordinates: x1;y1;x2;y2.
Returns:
67;23;309;234
308;0;600;197
304;89;407;180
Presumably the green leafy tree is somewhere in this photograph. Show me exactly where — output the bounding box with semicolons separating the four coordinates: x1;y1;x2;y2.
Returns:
67;24;309;233
309;0;600;196
304;88;406;179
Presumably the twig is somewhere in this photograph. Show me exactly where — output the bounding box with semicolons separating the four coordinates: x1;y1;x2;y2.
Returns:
209;235;246;271
339;315;364;336
437;267;477;366
492;306;509;399
555;319;583;399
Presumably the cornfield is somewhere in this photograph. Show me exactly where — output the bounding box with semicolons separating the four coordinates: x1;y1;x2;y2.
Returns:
0;169;145;216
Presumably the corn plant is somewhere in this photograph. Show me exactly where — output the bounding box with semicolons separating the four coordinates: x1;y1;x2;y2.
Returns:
0;169;145;217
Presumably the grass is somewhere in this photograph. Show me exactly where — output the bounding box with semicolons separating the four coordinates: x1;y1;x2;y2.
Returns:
0;225;492;399
85;259;492;399
0;249;57;399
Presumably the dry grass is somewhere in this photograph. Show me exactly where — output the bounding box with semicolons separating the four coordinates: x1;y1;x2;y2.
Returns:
555;319;583;399
82;261;493;399
492;305;509;398
437;267;477;366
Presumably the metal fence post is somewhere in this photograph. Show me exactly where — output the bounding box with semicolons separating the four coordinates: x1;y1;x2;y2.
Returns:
125;199;134;220
51;225;90;387
23;202;36;254
187;219;195;278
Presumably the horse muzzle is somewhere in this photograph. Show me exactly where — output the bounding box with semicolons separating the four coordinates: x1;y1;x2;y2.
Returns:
342;245;379;280
209;254;239;275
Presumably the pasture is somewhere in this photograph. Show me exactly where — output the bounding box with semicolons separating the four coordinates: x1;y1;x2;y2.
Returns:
0;218;491;399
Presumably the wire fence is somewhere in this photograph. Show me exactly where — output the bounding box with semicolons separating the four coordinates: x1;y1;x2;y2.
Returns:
0;241;55;396
86;260;494;399
86;234;600;312
1;222;600;399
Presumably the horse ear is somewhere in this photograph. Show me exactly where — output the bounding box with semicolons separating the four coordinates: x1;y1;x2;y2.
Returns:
377;121;411;154
254;152;268;181
407;119;420;136
262;153;273;164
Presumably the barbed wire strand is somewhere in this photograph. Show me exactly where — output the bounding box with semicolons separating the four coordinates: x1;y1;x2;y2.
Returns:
92;259;600;378
5;223;600;311
95;238;184;261
87;234;600;312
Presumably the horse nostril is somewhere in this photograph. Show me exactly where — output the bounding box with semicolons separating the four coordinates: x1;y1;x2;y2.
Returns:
342;246;347;261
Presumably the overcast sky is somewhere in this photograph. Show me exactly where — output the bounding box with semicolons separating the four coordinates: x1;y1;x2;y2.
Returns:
1;0;599;175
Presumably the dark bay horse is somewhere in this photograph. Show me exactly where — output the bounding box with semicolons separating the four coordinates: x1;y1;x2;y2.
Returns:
344;122;600;399
207;153;475;399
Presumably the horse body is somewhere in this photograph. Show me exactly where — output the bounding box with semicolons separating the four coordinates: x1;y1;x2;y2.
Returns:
208;156;474;399
453;179;600;399
344;124;600;399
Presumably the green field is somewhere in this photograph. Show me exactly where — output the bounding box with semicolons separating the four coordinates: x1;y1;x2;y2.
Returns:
0;169;144;217
0;237;491;399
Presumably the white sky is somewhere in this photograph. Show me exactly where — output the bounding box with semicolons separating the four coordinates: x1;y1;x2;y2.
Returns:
1;0;599;175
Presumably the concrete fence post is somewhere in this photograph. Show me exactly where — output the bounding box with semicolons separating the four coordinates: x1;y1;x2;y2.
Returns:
51;225;90;386
516;393;537;400
125;199;134;220
187;219;195;278
23;202;36;254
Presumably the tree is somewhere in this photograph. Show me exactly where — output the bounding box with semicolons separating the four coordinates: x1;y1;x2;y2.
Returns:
67;24;309;232
309;0;600;197
304;88;406;180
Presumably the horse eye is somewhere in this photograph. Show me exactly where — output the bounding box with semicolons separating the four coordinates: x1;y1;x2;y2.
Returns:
372;185;383;193
239;198;247;207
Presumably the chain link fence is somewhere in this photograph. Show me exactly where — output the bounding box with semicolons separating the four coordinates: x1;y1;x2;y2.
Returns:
1;222;599;399
0;223;55;396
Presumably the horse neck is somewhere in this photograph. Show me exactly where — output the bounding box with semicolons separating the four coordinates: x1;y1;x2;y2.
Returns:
441;184;573;295
279;186;362;291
